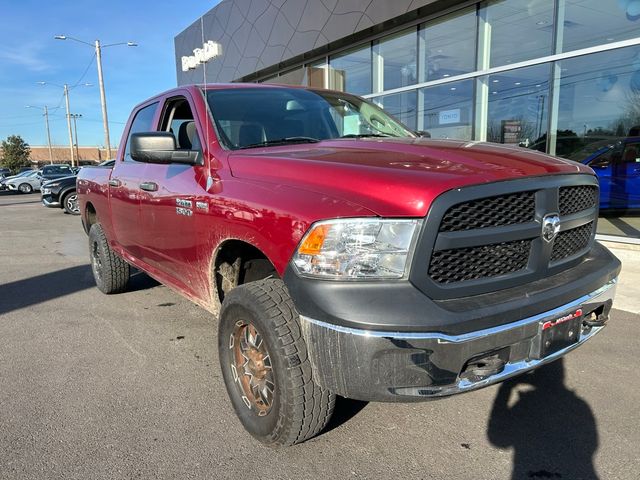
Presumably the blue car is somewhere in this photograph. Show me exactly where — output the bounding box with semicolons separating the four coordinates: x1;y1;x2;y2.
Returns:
584;137;640;211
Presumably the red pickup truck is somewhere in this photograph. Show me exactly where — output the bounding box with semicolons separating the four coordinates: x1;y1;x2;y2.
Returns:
78;84;620;446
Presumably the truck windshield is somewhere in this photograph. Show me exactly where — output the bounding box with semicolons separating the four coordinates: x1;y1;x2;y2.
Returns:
204;87;416;150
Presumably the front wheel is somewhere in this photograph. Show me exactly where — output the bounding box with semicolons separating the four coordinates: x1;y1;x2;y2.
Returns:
62;191;80;215
88;223;130;294
18;183;33;194
218;278;335;446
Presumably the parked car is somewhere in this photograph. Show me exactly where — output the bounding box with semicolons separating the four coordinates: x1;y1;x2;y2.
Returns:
0;170;33;190
39;164;74;183
78;84;620;446
4;170;41;193
0;167;11;178
41;160;115;214
41;175;80;214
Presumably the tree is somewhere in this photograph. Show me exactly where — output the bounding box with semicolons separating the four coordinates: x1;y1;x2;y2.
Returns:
0;135;31;173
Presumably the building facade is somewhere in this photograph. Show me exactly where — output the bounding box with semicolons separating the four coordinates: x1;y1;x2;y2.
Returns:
175;0;640;242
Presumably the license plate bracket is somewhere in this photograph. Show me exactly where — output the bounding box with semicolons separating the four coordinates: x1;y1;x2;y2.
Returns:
534;308;583;359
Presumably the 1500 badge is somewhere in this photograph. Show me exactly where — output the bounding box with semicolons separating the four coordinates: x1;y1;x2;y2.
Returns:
176;207;193;217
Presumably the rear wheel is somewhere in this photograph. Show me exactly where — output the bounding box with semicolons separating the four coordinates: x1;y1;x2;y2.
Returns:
218;278;335;446
62;191;80;215
89;223;130;294
18;183;33;194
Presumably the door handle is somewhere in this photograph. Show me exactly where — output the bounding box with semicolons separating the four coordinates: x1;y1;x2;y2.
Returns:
108;178;121;187
139;181;158;192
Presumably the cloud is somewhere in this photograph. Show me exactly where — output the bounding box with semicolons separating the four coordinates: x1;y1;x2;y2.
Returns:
0;42;52;72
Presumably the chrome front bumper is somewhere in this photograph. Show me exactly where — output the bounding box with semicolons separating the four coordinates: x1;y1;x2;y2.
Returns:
300;278;617;401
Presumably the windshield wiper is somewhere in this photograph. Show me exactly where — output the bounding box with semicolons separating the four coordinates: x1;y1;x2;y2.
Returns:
240;137;320;149
339;133;392;139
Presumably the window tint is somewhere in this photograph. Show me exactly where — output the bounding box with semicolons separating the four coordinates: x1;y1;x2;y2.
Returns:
124;102;159;162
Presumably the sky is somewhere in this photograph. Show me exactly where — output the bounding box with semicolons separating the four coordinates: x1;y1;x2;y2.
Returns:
0;0;218;148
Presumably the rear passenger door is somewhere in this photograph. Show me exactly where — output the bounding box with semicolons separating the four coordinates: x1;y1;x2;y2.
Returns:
109;101;158;259
136;94;205;286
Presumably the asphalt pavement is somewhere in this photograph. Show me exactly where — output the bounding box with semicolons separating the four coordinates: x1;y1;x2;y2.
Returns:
1;191;639;480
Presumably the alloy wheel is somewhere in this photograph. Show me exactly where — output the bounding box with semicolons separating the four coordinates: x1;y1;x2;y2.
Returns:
229;321;275;416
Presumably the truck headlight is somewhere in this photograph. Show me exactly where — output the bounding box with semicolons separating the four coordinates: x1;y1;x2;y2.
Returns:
292;218;420;279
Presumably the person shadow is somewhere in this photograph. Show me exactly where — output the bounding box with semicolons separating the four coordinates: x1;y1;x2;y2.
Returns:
487;359;599;479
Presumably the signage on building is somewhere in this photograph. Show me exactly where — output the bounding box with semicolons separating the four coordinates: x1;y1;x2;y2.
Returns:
501;120;522;144
439;109;461;125
181;41;221;72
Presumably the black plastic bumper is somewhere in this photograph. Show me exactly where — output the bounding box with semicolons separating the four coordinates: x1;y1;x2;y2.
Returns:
283;243;621;401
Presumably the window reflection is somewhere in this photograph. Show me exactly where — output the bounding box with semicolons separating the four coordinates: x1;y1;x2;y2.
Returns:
377;28;417;91
486;0;554;67
487;64;550;149
562;0;640;52
421;79;474;140
556;46;640;237
421;7;478;81
374;91;418;131
329;45;372;95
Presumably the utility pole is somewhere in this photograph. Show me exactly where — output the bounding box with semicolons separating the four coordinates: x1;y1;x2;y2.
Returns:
54;35;137;161
26;105;54;164
43;106;53;164
63;84;75;167
95;40;111;160
70;114;82;163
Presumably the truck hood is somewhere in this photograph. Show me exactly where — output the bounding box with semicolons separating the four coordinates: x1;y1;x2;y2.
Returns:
227;138;592;217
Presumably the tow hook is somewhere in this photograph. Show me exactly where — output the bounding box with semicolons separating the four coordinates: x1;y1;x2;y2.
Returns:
582;300;613;328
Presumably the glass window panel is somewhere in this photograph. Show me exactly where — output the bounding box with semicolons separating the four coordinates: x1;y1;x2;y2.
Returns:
377;28;418;91
556;46;640;238
420;79;474;140
486;0;554;67
329;45;372;95
486;64;551;149
562;0;640;52
374;91;418;131
277;67;305;86
421;7;478;81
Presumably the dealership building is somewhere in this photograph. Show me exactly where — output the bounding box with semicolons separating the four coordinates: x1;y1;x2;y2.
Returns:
175;0;640;243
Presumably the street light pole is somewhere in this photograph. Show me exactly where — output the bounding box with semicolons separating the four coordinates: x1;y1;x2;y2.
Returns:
94;40;112;160
38;81;91;167
63;84;75;167
55;35;137;160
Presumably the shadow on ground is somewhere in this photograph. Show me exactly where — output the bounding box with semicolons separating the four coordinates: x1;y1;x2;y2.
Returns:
487;359;599;479
0;265;160;316
321;396;369;435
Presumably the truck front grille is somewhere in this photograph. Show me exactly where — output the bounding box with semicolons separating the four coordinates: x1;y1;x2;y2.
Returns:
429;239;531;284
413;175;599;300
550;221;594;262
559;185;598;216
439;191;535;232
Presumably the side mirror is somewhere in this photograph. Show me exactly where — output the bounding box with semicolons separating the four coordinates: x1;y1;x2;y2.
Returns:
130;132;202;165
415;130;431;138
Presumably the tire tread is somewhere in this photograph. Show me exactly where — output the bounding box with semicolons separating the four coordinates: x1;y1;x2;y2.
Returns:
220;278;335;446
